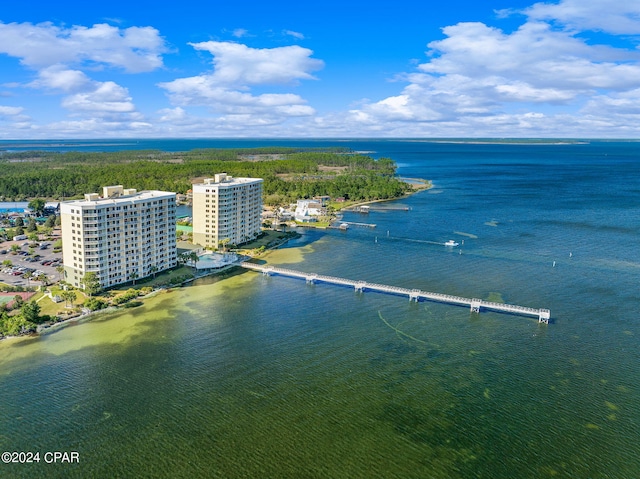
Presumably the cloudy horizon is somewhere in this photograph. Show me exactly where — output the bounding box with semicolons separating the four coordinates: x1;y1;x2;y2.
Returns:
1;0;640;139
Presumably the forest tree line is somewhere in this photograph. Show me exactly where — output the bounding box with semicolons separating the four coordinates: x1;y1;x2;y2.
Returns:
0;148;411;205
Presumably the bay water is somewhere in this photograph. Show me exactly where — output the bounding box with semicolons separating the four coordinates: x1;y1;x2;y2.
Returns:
0;140;638;478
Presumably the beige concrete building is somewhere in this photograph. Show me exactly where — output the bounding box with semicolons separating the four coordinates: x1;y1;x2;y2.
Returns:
60;185;177;290
192;173;263;249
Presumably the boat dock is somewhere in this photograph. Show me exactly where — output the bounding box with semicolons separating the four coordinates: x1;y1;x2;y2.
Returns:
351;205;410;213
337;221;376;228
239;263;551;323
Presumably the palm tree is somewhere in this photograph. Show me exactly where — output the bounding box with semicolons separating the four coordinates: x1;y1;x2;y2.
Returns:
61;290;77;308
36;273;48;286
23;271;32;288
150;265;158;278
56;265;65;282
130;271;139;286
219;238;230;252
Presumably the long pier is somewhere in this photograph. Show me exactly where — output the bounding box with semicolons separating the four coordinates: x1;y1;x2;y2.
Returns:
337;221;377;228
239;263;551;323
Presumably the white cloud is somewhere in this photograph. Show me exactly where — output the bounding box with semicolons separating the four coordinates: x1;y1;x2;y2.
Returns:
0;21;161;128
524;0;640;35
158;107;187;122
26;66;141;119
284;30;305;40
0;105;30;127
30;66;93;92
159;41;322;125
582;88;640;117
61;81;137;115
38;118;149;137
419;21;640;91
0;21;167;72
4;2;640;138
347;3;640;137
187;41;323;86
232;29;249;38
0;105;25;117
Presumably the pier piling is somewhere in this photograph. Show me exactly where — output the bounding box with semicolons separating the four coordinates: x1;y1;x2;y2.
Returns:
241;263;551;323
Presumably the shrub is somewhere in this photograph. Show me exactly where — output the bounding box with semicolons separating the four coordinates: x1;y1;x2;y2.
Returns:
84;297;108;311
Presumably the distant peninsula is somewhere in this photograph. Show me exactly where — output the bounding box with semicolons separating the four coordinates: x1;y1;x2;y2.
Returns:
0;147;414;207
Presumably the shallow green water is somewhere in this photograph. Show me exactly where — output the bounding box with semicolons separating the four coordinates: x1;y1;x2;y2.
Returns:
1;252;637;478
1;141;639;478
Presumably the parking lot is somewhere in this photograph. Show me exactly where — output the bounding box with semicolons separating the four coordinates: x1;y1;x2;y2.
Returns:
0;238;63;287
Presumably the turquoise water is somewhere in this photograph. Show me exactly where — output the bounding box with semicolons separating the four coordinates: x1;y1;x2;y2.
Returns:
0;202;29;213
0;140;639;478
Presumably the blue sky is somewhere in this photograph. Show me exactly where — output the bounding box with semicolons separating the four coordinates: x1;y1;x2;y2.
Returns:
1;0;640;138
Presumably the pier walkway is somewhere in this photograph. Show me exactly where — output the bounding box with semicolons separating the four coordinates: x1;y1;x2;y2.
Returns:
239;263;551;323
337;221;376;228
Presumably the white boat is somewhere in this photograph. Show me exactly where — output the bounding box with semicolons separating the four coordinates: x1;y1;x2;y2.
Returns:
444;240;459;247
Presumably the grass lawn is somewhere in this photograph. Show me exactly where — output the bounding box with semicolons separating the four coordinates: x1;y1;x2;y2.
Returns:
37;291;87;317
109;265;195;292
239;230;296;249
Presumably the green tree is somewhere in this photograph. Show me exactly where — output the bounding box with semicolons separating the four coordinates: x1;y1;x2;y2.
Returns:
21;300;41;323
26;218;38;233
28;199;46;216
10;244;20;254
130;271;139;285
14;217;24;227
61;290;77;308
84;297;107;311
81;272;101;296
56;265;65;281
44;215;56;228
2;259;12;268
13;295;24;308
1;314;33;336
14;226;24;236
149;265;158;278
0;310;9;335
23;271;32;288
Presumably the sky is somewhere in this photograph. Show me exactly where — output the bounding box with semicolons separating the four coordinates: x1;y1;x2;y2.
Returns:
1;0;640;139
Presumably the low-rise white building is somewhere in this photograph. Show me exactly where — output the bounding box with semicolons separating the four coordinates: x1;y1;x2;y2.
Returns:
294;200;324;222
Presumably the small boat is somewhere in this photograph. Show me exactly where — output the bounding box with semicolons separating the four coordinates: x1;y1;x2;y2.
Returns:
444;240;459;247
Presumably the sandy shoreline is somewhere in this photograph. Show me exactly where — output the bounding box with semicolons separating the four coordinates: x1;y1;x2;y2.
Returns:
1;178;428;343
336;178;431;212
0;235;297;343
